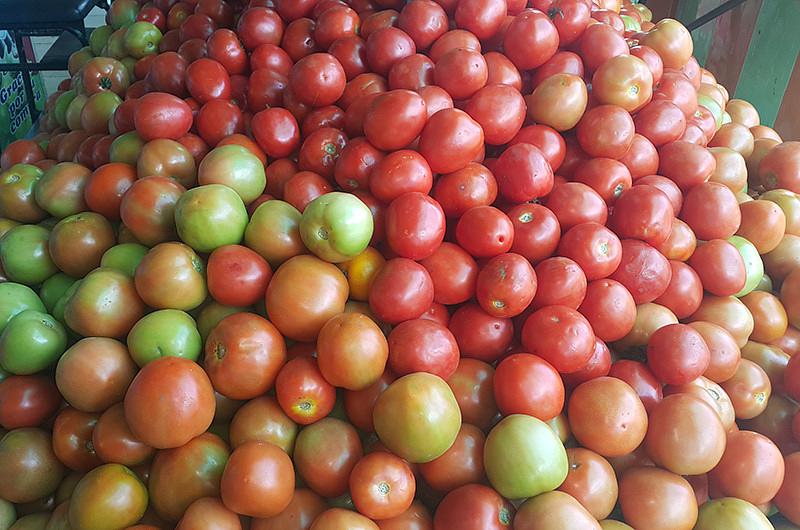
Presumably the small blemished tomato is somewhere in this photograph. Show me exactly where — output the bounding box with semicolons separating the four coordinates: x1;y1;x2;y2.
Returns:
300;192;374;263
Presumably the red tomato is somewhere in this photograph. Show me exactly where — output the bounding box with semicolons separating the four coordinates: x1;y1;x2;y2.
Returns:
573;157;632;205
531;256;587;310
366;27;417;76
448;304;514;363
493;143;554;204
369;258;435;324
186;58;232;104
207;29;247;75
432;163;498;218
646;323;711;385
557;222;622;281
364;90;428;151
0;375;61;430
609;239;672;304
236;7;285;50
506;203;560;264
620;133;660;179
578;278;637;342
251;107;301;159
298;127;348;179
418;108;484;174
680;182;741;240
334;137;385;191
658;140;716;191
370;149;433;203
577;22;629;73
494;353;564;421
577;104;635;159
275;356;336;425
434;484;514;530
387;318;459;379
456;206;514;258
476;253;537;318
247;69;288;111
289;53;347;107
545;182;608;231
607;360;663;413
434;48;488;101
196;99;244;146
134;92;193;141
610;185;674;247
562;338;612;389
250;43;293;75
396;0;448;49
688;239;746;297
207;245;272;307
84;162;136;221
522;305;596;373
503;9;558;70
350;451;416;520
329;36;368;80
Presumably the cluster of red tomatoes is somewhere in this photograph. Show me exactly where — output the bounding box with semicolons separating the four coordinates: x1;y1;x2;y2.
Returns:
1;0;800;528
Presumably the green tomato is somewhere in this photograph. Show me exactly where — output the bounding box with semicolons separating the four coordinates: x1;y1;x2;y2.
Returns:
81;91;122;133
65;94;88;131
52;280;81;327
0;498;15;530
0;164;47;223
694;498;773;530
109;131;145;165
126;309;202;367
104;28;129;60
729;235;764;297
39;273;77;314
123;22;162;59
196;302;244;341
484;414;569;500
754;273;773;293
8;512;49;529
0;220;19;239
300;192;374;263
89;25;114;56
174;184;249;253
101;243;148;277
0;310;68;374
197;145;266;204
54;90;77;129
0;225;58;285
620;14;642;32
373;373;461;463
0;282;46;333
697;94;724;130
244;200;304;267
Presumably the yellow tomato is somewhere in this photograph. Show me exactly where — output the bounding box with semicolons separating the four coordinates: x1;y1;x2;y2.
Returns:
339;247;385;301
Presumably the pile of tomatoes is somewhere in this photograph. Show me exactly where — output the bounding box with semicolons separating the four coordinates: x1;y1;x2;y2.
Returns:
1;0;800;528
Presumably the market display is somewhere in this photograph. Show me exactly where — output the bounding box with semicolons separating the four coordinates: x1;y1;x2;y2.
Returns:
1;0;800;528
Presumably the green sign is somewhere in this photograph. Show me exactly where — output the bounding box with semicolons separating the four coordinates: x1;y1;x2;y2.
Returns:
0;31;46;149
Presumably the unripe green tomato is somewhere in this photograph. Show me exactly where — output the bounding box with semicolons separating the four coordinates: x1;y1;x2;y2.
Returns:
0;310;68;374
300;192;374;263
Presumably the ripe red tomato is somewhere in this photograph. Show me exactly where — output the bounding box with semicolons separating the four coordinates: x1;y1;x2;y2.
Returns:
196;99;244;146
531;256;587;310
251;107;301;159
134;92;193;141
609;239;672;304
493;143;554;204
448;304;514;363
434;48;488;101
317;313;388;391
688;239;746;297
204;312;286;400
124;357;216;449
522;305;595;373
573;157;632;204
653;260;704;319
432;163;498;218
577;104;635;159
289;53;347;107
350;451;416;520
494;353;564;421
369;258;435;324
275;356;336;425
578;278;636;342
0;375;61;430
84;162;136;221
456;206;514;258
366;27;416;76
434;484;514;530
207;244;272;307
236;7;284;50
609;185;674;247
364;89;427;151
370;150;433;203
418;108;484;174
503;9;558;70
476;253;537;318
557;222;622;281
545;182;608;231
186;58;232;104
206;29;247;75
